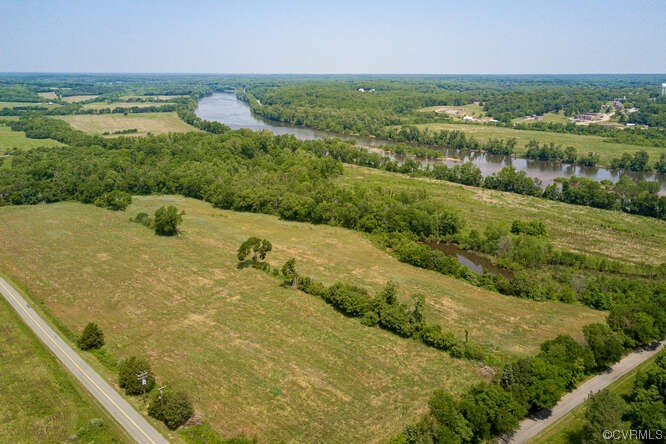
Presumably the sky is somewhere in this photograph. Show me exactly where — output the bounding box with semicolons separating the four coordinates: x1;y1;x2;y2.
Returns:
1;0;665;74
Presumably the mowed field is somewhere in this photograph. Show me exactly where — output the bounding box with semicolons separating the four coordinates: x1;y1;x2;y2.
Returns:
414;122;663;165
341;165;666;265
0;196;606;442
58;112;198;136
0;124;64;150
0;297;126;443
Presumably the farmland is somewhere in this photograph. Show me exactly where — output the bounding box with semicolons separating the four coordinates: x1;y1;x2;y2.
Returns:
58;112;198;136
0;196;609;442
0;295;126;443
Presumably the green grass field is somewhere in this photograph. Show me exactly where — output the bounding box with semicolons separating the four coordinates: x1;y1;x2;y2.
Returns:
341;165;666;265
513;111;571;125
0;124;64;150
414;122;663;165
58;112;198;136
0;296;127;443
0;196;607;442
529;354;658;443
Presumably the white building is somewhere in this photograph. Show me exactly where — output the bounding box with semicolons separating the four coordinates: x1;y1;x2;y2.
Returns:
662;83;666;95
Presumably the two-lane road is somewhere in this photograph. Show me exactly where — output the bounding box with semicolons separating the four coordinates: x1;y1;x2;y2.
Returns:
0;277;168;444
508;340;664;443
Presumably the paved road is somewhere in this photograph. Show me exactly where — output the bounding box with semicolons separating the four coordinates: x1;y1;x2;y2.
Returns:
0;277;168;444
508;341;664;443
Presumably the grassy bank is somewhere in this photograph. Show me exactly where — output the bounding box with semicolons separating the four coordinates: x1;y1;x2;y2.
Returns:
414;122;662;165
340;165;666;265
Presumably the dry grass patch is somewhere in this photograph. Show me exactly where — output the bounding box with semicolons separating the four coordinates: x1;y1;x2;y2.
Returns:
62;95;99;103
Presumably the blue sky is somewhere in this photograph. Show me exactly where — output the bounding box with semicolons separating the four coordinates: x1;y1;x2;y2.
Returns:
1;0;665;73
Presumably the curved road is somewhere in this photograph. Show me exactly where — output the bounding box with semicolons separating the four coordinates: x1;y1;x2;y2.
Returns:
0;277;168;444
508;341;664;443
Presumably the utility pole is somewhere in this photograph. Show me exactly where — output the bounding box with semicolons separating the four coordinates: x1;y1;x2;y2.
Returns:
137;371;149;405
158;385;168;406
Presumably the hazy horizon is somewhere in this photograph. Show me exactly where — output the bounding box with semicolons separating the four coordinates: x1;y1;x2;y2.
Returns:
2;0;665;74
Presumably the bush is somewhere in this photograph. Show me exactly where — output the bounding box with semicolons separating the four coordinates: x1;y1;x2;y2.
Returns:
131;212;153;228
154;205;184;236
94;190;132;211
420;324;458;351
118;356;156;395
78;322;104;350
148;390;194;430
323;283;372;317
510;220;547;237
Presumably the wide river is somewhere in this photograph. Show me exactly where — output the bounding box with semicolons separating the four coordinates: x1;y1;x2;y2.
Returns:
197;93;665;191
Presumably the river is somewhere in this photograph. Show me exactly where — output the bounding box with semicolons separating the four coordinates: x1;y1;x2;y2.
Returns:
196;93;666;191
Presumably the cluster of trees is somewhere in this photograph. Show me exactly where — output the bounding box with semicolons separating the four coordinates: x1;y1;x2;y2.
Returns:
239;249;487;361
75;317;195;430
385;226;666;351
524;140;577;163
610;150;651;172
393;327;636;443
130;206;184;236
119;356;194;430
1;103;178;117
577;350;666;443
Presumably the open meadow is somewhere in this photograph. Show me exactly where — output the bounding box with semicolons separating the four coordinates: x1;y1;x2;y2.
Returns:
58;112;198;136
0;196;608;442
341;165;666;265
0;296;126;443
414;122;663;165
0;124;64;150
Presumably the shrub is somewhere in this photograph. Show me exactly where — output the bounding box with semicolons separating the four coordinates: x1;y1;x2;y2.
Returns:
94;190;132;211
78;322;104;350
154;205;184;236
510;220;547;237
118;356;156;395
324;283;372;317
131;212;153;228
148;390;194;430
